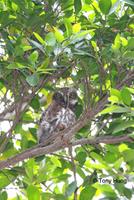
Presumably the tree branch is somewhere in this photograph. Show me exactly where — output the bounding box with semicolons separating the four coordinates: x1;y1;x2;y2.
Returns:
0;70;133;169
0;134;133;170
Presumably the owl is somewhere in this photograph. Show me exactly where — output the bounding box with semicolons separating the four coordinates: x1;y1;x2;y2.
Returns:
37;87;78;144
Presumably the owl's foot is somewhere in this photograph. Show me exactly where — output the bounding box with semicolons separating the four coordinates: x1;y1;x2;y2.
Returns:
61;135;70;146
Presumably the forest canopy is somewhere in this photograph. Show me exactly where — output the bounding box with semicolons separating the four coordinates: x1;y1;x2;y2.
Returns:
0;0;134;199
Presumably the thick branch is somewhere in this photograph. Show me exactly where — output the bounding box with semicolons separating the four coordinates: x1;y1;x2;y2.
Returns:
0;134;133;170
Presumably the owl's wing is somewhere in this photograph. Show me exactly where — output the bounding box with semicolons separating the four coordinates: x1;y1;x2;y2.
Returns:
37;109;58;144
37;110;50;144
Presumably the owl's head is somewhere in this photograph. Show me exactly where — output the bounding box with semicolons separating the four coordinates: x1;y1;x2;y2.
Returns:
53;87;78;111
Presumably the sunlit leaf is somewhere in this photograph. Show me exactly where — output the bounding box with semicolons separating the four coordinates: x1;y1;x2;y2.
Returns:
29;51;39;64
72;23;81;33
33;32;46;45
53;27;64;43
25;159;35;180
0;170;16;189
27;185;40;200
50;156;62;168
118;143;129;152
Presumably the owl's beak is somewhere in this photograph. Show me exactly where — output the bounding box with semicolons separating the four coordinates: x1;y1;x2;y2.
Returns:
70;99;78;106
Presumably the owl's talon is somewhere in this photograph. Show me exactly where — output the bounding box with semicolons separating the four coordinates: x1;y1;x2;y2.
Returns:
61;135;70;146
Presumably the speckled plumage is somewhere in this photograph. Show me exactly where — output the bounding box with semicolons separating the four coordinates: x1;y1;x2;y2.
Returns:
37;87;78;144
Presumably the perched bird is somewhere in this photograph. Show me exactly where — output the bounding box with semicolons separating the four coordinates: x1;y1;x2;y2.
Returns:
37;87;78;144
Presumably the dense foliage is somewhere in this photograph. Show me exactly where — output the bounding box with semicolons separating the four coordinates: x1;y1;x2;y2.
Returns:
0;0;134;199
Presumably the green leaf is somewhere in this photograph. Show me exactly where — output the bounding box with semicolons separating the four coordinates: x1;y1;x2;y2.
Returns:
100;105;130;115
66;181;77;197
37;57;50;73
0;191;7;200
25;159;35;180
42;193;53;200
72;23;81;34
99;0;112;14
112;33;121;50
70;30;94;44
112;120;134;134
74;0;82;14
110;88;121;99
30;96;40;109
94;184;116;197
15;46;24;56
29;39;45;53
123;51;134;61
76;151;86;165
54;27;64;43
76;166;86;179
80;186;96;200
127;38;134;50
23;45;32;51
7;62;27;69
118;143;129;152
22;113;33;121
123;188;132;199
27;185;40;200
120;36;128;46
33;32;45;45
50;156;62;168
123;149;134;162
29;128;37;139
0;170;16;189
45;32;56;46
108;96;119;104
26;73;39;86
64;18;72;36
109;0;120;14
104;152;118;163
29;51;39;64
121;88;132;106
11;2;18;11
85;0;92;4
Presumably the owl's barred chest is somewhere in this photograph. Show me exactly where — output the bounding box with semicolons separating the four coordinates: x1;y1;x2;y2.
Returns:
40;106;76;132
56;107;76;129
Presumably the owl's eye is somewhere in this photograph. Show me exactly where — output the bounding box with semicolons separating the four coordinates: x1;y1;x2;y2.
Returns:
69;91;77;99
53;92;62;99
53;92;65;104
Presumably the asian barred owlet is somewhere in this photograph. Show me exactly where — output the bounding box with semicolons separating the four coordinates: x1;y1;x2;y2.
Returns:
37;87;78;144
